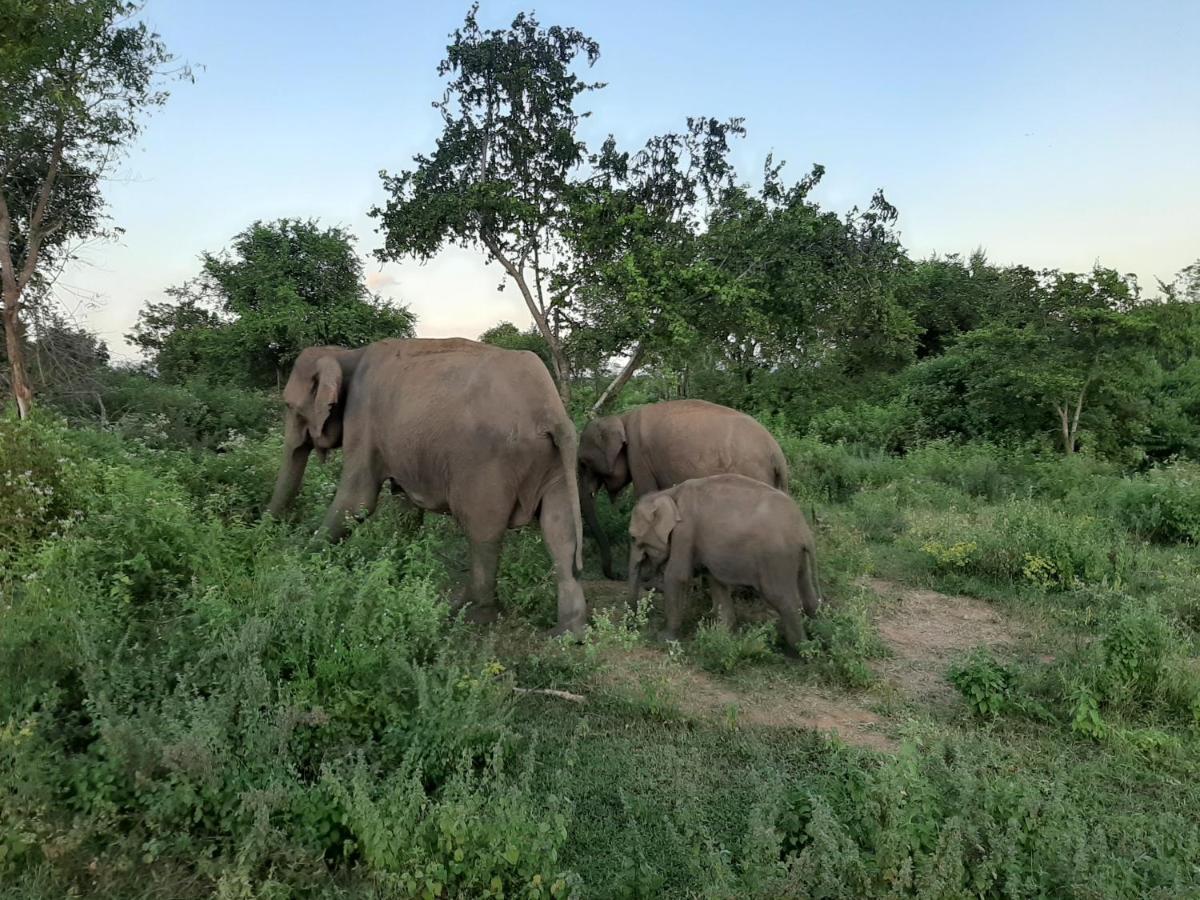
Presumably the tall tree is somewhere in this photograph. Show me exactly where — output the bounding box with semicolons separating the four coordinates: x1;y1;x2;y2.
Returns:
372;5;600;404
565;118;748;413
0;0;178;417
128;219;416;388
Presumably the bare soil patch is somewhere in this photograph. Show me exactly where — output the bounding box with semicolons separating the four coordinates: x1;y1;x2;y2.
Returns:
578;576;1025;752
864;577;1024;703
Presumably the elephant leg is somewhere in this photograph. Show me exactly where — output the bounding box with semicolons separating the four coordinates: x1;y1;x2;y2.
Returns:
761;580;808;653
457;538;503;624
709;578;736;630
658;571;690;644
320;461;381;542
540;478;589;639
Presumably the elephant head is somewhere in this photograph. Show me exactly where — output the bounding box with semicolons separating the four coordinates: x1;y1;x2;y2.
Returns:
579;415;631;579
266;346;359;518
626;492;679;607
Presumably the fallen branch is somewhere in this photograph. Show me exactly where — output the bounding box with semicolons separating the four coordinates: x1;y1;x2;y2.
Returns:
513;687;587;703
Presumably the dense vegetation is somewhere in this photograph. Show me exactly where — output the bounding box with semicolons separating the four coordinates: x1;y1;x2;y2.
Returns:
3;3;1199;898
3;393;1200;897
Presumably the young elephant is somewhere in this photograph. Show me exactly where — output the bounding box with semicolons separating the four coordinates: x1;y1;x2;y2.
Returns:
627;474;822;650
579;399;789;580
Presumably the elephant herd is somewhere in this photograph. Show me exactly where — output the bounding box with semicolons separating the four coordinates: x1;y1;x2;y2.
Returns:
267;337;822;648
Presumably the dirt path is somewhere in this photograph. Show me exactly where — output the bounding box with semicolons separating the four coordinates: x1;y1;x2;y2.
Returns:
584;577;1025;752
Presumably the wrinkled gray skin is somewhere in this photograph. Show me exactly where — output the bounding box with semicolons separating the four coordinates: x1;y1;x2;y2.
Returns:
267;338;587;636
579;399;789;580
626;474;822;651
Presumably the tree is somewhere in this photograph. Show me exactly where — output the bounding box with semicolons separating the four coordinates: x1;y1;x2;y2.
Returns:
564;119;749;413
0;0;178;417
478;321;553;373
372;5;601;404
906;268;1148;454
129;220;416;388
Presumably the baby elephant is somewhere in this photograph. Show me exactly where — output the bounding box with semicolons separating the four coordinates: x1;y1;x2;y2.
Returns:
627;474;822;650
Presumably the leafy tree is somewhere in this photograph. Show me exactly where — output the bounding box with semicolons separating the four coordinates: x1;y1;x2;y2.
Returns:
129;220;416;388
372;5;600;403
906;268;1149;454
0;0;179;417
478;321;553;372
564;118;749;413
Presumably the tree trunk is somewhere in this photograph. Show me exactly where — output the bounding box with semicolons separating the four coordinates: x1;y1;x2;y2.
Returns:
591;343;645;417
482;236;572;405
2;289;33;419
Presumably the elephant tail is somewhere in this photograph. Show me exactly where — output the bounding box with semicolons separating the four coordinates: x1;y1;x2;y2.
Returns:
799;543;823;616
771;445;790;493
552;419;585;573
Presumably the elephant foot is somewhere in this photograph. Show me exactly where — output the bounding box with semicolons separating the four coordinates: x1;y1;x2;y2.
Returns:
549;621;587;643
463;602;500;626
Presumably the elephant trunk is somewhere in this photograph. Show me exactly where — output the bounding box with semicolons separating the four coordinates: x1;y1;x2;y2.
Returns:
626;545;645;610
581;477;616;580
267;432;312;519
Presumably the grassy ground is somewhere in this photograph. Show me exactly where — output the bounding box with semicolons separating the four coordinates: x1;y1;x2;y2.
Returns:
2;414;1199;897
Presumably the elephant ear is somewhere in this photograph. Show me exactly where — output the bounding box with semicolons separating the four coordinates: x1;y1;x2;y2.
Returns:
643;493;680;551
310;355;343;437
600;416;627;472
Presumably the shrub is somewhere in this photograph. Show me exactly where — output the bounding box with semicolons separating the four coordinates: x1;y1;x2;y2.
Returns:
689;622;778;675
947;648;1014;718
912;499;1134;591
1106;461;1200;544
0;415;98;567
331;754;578;898
776;433;895;504
805;401;919;454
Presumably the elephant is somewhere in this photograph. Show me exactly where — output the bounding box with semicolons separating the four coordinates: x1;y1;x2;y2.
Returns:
578;399;789;579
626;474;822;651
267;337;588;636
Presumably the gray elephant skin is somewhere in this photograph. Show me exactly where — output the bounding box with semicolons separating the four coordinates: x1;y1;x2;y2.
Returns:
579;399;789;579
267;337;587;636
626;473;822;651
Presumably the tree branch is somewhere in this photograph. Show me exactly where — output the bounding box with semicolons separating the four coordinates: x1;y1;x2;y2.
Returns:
18;116;68;293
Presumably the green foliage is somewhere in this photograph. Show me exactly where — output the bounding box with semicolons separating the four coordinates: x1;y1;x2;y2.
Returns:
1106;461;1200;544
776;739;1200;897
914;499;1133;591
129;220;415;389
479;322;555;374
804;598;885;689
689;622;778;675
331;756;577;898
948;649;1015;718
0;413;94;566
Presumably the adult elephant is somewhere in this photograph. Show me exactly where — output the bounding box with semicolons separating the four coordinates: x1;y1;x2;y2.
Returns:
267;338;587;636
578;399;789;579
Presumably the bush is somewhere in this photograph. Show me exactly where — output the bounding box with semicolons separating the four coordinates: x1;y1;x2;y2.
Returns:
947;648;1015;718
331;755;578;898
1106;461;1200;544
689;622;778;675
777;432;895;503
98;372;279;450
914;499;1133;591
776;739;1200;897
0;414;102;568
805;401;920;454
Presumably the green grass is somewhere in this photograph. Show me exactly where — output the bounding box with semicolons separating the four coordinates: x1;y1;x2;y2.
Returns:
3;411;1200;897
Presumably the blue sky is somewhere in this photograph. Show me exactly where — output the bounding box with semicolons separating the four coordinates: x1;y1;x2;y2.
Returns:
66;0;1200;359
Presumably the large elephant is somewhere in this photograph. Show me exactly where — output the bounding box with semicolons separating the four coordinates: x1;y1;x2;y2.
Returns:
267;338;587;636
626;474;822;651
578;399;789;579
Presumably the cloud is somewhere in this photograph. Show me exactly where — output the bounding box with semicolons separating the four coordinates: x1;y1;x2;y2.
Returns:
366;271;398;291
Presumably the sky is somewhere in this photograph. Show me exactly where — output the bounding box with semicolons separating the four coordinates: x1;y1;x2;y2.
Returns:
58;0;1200;360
